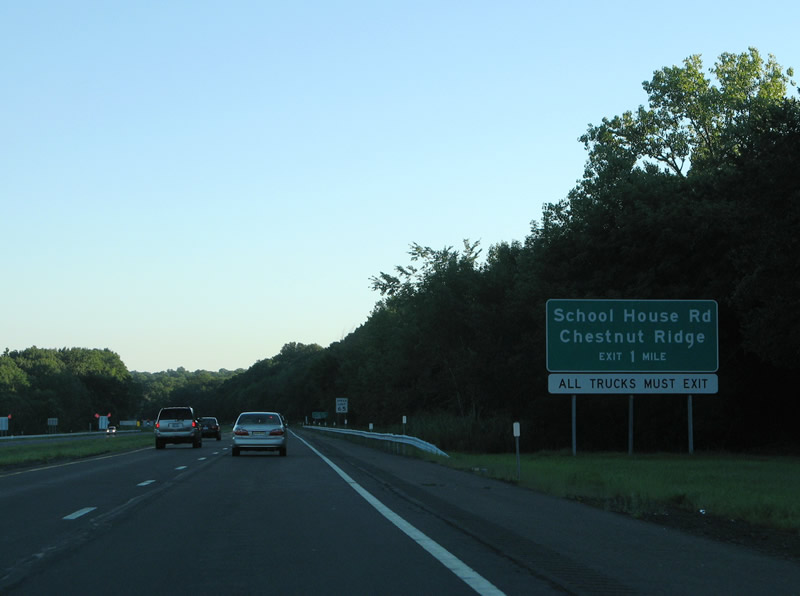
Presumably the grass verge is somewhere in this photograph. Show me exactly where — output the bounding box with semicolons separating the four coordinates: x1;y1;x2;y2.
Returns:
0;432;154;469
434;451;800;531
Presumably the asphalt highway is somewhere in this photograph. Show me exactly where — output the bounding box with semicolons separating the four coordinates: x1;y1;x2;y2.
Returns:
1;429;798;595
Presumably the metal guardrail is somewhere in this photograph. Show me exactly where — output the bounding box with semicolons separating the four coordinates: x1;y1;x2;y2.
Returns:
303;425;449;458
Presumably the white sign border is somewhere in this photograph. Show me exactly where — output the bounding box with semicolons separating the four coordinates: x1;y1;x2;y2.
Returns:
548;373;718;394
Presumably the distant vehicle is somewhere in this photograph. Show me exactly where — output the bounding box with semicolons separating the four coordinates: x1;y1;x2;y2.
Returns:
199;417;222;440
231;411;287;457
154;406;202;449
106;426;117;435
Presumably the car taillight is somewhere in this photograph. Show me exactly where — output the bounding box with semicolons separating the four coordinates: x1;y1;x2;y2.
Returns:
192;420;198;428
155;422;160;429
234;428;249;436
269;428;285;436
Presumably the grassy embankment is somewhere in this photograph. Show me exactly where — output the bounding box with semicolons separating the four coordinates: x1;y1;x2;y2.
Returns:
0;432;154;470
438;451;800;531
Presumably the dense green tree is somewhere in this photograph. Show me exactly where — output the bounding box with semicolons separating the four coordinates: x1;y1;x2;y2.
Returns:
0;353;29;393
576;48;794;184
132;367;243;420
722;99;800;370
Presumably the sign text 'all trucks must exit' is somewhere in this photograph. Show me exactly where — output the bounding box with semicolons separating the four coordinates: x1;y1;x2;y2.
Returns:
548;373;718;394
546;299;718;373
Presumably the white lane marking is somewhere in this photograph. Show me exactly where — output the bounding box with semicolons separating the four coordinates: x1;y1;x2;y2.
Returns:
197;457;207;461
175;466;187;470
293;433;505;596
63;507;97;520
138;480;156;486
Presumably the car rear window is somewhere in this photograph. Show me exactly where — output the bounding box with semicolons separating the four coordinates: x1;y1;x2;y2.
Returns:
159;408;192;420
237;414;280;425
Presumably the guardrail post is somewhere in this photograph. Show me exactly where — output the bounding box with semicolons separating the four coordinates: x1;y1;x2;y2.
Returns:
688;394;694;454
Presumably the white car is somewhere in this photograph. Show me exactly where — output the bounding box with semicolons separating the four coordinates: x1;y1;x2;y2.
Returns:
231;411;287;457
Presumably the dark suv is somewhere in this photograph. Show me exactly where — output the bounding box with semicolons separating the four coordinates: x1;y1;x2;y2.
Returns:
199;416;222;440
155;406;202;449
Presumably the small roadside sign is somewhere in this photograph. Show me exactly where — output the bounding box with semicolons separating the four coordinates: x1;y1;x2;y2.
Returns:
336;398;348;413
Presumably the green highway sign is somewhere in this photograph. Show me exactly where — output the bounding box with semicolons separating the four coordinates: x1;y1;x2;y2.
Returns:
546;299;718;373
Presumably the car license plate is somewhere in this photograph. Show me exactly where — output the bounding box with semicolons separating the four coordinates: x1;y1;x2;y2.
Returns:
252;431;265;436
170;423;181;428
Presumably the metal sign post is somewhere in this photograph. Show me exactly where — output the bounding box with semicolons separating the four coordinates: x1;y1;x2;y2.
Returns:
513;422;521;481
571;396;576;456
688;394;694;454
628;396;634;455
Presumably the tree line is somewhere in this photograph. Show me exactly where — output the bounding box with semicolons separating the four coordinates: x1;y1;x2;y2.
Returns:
3;49;798;452
0;347;135;434
0;347;241;434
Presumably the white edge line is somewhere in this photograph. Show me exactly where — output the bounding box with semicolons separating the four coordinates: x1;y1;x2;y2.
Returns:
292;432;505;596
63;507;97;520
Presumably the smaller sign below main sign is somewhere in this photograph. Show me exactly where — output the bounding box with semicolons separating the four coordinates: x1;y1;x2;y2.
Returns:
548;374;718;394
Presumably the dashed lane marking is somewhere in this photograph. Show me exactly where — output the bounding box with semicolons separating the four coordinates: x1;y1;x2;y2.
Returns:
63;507;97;520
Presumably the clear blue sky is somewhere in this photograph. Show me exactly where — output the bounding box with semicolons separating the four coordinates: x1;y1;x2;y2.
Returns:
2;1;797;372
